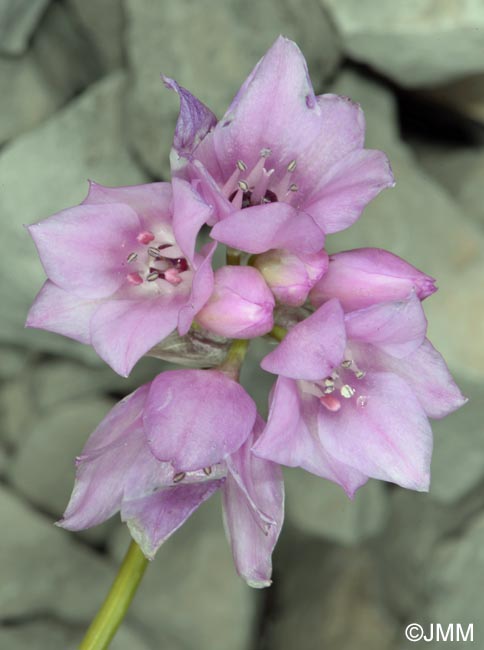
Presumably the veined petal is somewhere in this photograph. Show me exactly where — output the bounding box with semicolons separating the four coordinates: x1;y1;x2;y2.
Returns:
177;242;216;336
26;280;99;344
171;177;213;263
28;203;141;299
261;299;346;380
318;371;433;491
122;481;222;560
144;369;257;472
345;293;427;359
211;203;325;255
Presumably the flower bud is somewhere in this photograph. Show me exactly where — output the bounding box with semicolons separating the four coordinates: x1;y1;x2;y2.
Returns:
310;248;436;311
195;266;274;338
253;249;328;306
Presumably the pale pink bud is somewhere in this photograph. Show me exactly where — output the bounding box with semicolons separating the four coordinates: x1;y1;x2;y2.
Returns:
195;266;275;338
310;248;436;311
253;249;328;307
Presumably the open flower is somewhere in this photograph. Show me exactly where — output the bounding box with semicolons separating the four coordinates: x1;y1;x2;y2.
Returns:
167;36;394;255
59;368;283;587
26;179;215;376
253;297;466;495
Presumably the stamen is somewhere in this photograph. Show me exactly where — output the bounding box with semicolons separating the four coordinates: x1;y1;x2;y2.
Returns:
320;394;341;412
203;467;212;476
341;360;352;368
126;252;138;263
148;247;162;258
146;271;160;282
340;384;355;399
260;148;272;158
355;370;366;379
287;159;297;172
324;378;335;387
127;272;143;285
238;180;249;192
288;183;298;192
173;472;186;483
323;385;335;394
137;231;155;245
236;160;247;171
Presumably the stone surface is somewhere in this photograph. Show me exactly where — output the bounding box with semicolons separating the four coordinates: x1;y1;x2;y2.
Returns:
0;0;50;55
110;495;256;650
264;530;398;650
125;0;341;176
0;72;147;360
323;0;484;87
0;345;29;380
423;73;484;126
0;372;35;450
328;70;484;381
284;470;388;544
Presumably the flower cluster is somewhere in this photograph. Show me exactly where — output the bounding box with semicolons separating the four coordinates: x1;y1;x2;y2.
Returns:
26;37;465;587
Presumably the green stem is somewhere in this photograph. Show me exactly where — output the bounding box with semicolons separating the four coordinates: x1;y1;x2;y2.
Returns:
269;325;287;342
218;338;250;381
226;247;241;266
79;541;149;650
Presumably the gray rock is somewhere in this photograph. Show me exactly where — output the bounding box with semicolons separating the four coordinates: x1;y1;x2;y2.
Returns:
110;495;256;650
125;0;341;176
285;470;388;544
0;345;30;380
266;532;398;650
0;0;50;55
0;372;35;449
0;620;155;650
322;0;484;87
328;71;484;382
0;72;147;360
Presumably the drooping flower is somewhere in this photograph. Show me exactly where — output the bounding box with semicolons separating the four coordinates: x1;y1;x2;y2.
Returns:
195;265;275;338
253;297;466;495
26;178;215;377
59;368;284;587
166;36;394;256
310;247;437;311
253;249;328;306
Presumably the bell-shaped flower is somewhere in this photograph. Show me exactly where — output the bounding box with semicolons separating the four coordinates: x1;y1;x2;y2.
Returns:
166;36;394;256
253;297;466;495
254;249;328;307
310;247;436;311
195;266;275;338
59;368;284;588
26;178;216;377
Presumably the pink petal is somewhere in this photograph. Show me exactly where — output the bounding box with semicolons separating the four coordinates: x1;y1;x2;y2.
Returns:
304;149;394;234
90;295;184;377
28;203;141;299
144;369;257;472
26;280;99;344
252;377;367;496
122;481;222;560
211;203;325;255
345;293;427;359
318;371;433;491
261;299;346;381
171;177;213;262
177;242;216;336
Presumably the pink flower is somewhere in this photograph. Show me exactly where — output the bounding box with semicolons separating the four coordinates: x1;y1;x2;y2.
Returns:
310;247;437;311
167;36;394;255
253;297;466;495
253;249;328;306
59;369;283;587
26;179;215;377
195;266;275;338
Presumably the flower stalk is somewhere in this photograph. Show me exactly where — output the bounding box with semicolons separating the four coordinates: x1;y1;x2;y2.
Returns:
79;540;148;650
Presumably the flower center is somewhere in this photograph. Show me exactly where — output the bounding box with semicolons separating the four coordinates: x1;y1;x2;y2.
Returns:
316;355;368;412
222;148;299;209
125;230;189;287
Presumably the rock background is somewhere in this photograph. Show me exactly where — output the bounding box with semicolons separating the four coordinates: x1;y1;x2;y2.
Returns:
0;1;483;648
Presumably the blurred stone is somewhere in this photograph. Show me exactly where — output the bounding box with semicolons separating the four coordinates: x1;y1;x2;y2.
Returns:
285;470;388;544
0;620;155;650
265;530;397;650
423;73;484;126
0;487;117;622
0;445;7;477
329;71;484;381
0;2;102;146
110;495;255;650
0;72;147;360
0;372;35;449
67;0;124;72
0;345;30;380
322;0;484;88
125;0;341;176
0;0;50;55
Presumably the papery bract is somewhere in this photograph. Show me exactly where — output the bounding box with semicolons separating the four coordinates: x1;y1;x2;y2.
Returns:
254;297;466;493
59;372;283;587
195;266;275;338
168;36;394;255
310;247;436;311
26;179;215;377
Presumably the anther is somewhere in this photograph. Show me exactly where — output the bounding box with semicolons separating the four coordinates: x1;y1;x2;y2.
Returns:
260;148;272;158
126;252;138;263
340;384;355;399
288;183;298;192
148;247;162;258
238;180;249;192
203;467;212;476
173;472;186;483
355;370;366;379
237;160;247;171
287;159;297;172
146;271;160;282
137;231;155;245
341;360;352;368
324;378;335;387
324;385;335;394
